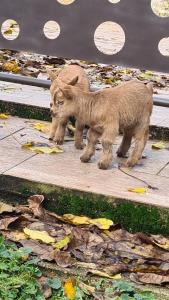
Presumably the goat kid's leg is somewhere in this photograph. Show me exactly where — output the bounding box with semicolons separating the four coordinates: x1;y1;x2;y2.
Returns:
98;128;118;170
80;129;99;163
126;128;149;167
49;117;58;140
117;130;133;158
53;118;68;145
74;120;85;150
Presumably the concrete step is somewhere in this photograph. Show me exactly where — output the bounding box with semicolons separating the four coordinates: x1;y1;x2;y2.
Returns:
0;81;169;140
1;116;169;235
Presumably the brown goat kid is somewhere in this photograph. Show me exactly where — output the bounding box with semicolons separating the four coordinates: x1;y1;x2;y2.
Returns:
48;65;89;149
55;78;153;169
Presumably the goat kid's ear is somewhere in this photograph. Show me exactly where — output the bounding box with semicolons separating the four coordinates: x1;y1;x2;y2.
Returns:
68;76;79;86
47;69;61;82
60;86;74;100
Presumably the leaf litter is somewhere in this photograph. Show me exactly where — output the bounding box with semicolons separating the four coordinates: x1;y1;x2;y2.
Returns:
0;195;169;297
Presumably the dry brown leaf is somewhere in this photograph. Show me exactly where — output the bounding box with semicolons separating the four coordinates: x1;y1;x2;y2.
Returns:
0;216;19;230
132;272;169;285
28;194;44;217
54;250;72;267
38;276;52;299
20;239;54;261
78;281;95;295
2;231;27;242
0;202;14;213
88;269;122;279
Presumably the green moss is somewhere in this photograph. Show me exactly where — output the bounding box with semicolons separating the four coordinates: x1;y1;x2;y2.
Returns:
150;125;169;141
0;100;51;121
1;174;169;236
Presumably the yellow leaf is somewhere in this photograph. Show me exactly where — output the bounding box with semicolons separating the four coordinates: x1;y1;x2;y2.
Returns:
32;122;50;133
67;124;76;134
64;278;75;300
0;113;9;119
21;142;35;149
128;188;147;194
90;218;113;230
4;29;13;35
152;142;166;150
0;202;14;213
54;236;71;250
11;231;28;242
24;228;55;244
21;142;63;154
153;241;169;250
63;214;113;229
89;269;122;279
3;61;21;73
31;146;63;154
63;214;90;225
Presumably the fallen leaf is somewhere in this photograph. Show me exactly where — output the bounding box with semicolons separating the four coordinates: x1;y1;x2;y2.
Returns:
2;61;21;73
88;269;122;279
24;228;55;244
63;214;90;225
90;218;113;230
32;146;63;154
20;239;54;261
54;236;71;250
63;214;113;229
32;122;50;134
128;188;147;194
132;272;169;285
39;277;52;298
4;29;13;35
22;142;63;154
28;194;44;217
64;278;75;300
67;124;76;134
0;217;19;230
2;230;28;242
21;141;35;149
54;250;72;267
0;113;9;119
0;202;14;213
152;142;166;150
78;282;95;295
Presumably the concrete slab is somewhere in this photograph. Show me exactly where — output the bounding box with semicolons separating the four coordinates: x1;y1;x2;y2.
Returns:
3;136;169;209
0;136;35;173
0;116;26;140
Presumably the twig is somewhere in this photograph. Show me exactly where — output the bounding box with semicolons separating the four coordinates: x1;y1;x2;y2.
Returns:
118;166;159;190
4;123;23;146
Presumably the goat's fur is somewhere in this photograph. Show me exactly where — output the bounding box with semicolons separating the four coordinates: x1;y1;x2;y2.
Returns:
48;64;89;149
55;78;153;169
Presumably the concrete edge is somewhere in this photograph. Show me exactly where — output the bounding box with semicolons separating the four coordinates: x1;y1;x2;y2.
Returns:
1;174;169;235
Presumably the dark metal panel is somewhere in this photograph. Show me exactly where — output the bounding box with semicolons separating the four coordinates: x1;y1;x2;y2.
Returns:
0;0;169;72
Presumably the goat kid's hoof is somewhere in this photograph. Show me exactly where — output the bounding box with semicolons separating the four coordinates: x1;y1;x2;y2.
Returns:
98;160;110;170
75;142;86;150
80;154;90;163
53;138;64;145
116;150;127;158
125;159;137;168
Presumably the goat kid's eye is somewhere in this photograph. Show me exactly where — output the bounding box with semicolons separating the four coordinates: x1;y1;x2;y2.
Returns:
58;100;64;105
